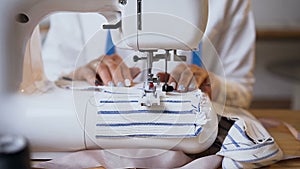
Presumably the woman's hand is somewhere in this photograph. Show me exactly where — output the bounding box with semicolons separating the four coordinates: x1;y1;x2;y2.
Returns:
67;54;140;87
158;63;211;97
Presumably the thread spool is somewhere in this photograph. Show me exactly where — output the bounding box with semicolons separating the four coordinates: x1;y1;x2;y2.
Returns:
0;135;31;169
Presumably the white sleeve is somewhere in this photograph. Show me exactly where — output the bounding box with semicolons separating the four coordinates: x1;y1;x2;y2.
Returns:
42;13;106;81
205;0;256;108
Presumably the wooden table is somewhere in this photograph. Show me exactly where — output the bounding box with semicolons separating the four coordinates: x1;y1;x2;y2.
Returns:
32;109;300;169
250;109;300;169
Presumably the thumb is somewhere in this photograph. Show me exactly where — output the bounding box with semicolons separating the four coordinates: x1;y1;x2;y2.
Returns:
156;72;170;83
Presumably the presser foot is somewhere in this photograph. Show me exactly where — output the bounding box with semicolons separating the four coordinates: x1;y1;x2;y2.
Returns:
139;90;163;107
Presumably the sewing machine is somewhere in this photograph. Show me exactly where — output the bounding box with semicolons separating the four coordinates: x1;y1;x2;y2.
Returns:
0;0;218;158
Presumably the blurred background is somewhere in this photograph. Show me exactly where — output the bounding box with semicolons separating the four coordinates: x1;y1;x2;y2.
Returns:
38;0;300;110
251;0;300;109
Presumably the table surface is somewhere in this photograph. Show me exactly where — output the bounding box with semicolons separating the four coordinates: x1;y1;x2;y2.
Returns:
249;109;300;169
32;109;300;169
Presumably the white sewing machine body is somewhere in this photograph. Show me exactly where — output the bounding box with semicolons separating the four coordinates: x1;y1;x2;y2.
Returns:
0;0;218;158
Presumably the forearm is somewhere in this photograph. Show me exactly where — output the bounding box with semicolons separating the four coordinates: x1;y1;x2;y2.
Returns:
210;73;254;109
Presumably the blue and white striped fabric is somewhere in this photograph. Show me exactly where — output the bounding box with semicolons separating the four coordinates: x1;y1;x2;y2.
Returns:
94;86;210;138
93;86;283;167
214;106;283;169
35;95;284;169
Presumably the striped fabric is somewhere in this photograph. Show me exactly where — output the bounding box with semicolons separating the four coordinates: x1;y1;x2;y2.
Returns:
94;86;210;138
35;94;284;169
94;86;283;167
214;106;283;169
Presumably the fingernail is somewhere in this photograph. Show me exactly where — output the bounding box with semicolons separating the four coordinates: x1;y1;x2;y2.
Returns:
178;85;185;91
188;83;196;89
170;82;176;89
108;81;114;87
124;79;131;87
117;82;124;87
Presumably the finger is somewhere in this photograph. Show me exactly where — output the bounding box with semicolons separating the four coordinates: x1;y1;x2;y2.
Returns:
120;63;133;87
89;55;116;86
189;64;211;97
130;67;141;79
85;72;98;86
168;63;186;85
200;78;212;98
177;67;193;92
103;59;125;87
96;63;114;86
111;54;133;87
188;76;198;91
168;63;187;89
156;72;170;83
167;76;177;90
190;64;209;87
105;54;132;87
